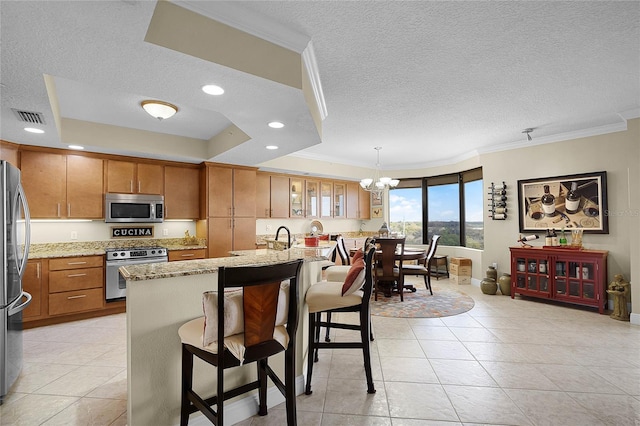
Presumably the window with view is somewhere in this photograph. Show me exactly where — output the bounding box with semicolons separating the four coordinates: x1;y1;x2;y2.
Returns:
389;168;483;248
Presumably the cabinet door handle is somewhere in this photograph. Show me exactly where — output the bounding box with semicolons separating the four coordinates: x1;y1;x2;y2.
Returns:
57;203;61;217
181;254;195;257
67;203;71;217
138;181;141;193
130;180;133;193
67;294;87;300
36;263;41;278
67;261;87;265
67;273;87;278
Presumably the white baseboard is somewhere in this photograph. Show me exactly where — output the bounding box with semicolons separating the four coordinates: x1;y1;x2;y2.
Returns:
187;374;305;426
630;312;640;326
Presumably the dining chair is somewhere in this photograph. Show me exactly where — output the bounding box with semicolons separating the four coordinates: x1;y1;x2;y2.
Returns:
401;234;440;295
374;237;406;301
304;242;377;395
318;235;350;270
178;259;303;426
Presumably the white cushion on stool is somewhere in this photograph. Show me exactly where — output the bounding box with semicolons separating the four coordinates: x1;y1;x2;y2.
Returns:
306;281;363;313
179;317;288;364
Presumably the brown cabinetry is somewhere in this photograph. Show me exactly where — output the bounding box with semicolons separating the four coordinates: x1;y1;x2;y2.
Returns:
48;255;104;316
510;247;608;314
21;151;103;219
0;140;19;166
164;165;199;219
22;260;43;319
346;182;370;219
199;164;257;258
256;173;289;218
106;160;163;195
168;248;206;261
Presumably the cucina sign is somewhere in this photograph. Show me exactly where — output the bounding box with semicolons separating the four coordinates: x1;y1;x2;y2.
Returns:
111;226;154;238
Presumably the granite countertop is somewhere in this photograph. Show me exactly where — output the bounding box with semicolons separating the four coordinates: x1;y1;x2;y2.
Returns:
28;238;207;259
121;242;336;282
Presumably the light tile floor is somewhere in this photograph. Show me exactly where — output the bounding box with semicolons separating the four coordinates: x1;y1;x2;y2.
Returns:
2;276;639;425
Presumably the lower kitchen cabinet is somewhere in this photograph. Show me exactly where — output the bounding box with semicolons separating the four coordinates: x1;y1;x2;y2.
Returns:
48;255;104;316
22;260;43;319
510;246;608;313
24;255;125;328
168;248;206;261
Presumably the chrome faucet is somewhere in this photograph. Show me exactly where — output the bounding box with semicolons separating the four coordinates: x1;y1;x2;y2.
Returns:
275;226;291;249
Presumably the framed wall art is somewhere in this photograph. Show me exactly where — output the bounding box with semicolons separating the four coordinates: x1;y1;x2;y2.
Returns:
517;171;608;234
371;191;383;207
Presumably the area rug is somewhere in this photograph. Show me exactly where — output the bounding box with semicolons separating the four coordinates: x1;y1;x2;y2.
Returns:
370;284;475;318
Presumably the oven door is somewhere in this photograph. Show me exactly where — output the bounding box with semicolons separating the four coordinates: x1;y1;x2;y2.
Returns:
105;257;167;301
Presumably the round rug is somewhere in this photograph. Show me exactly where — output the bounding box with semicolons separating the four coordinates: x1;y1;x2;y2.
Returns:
370;285;475;318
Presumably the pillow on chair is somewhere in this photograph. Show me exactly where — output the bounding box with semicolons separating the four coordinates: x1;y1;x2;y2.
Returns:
202;282;290;346
352;249;364;263
341;258;366;296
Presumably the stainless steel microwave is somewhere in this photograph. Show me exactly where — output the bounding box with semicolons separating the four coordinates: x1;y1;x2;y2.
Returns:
105;193;164;223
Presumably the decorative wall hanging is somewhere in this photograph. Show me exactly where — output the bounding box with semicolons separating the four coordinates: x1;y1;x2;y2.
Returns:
517;171;608;234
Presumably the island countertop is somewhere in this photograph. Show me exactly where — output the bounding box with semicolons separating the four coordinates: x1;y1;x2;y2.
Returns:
121;242;335;281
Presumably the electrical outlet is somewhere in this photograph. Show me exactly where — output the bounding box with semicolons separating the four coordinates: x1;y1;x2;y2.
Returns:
162;229;169;236
266;224;272;232
492;262;498;269
70;231;78;240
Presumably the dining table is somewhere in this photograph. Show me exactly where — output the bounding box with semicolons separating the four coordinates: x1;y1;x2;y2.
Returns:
350;246;427;296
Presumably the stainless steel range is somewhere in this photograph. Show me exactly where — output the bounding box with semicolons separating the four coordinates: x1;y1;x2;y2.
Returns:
105;247;167;301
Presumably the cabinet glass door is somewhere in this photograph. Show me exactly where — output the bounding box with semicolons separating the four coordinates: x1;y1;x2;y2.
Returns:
306;181;319;217
556;259;596;300
290;179;304;217
334;183;345;218
320;182;332;218
514;256;550;294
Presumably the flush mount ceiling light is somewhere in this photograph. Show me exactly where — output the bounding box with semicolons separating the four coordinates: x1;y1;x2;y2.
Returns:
265;145;279;150
141;100;178;120
24;127;44;134
522;128;534;141
360;146;399;195
202;85;224;95
268;121;285;129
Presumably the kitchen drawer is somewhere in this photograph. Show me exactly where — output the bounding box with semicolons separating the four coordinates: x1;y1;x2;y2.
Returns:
168;249;206;261
49;267;104;293
49;288;104;316
49;255;103;271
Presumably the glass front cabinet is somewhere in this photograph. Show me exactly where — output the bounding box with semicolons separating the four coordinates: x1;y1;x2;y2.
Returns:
510;247;608;314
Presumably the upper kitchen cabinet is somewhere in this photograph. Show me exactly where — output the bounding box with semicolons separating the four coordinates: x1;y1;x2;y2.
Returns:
164;165;199;219
0;140;19;167
346;182;371;219
21;151;103;219
290;178;304;217
305;180;320;218
256;173;289;218
106;160;163;195
320;181;333;218
333;182;346;218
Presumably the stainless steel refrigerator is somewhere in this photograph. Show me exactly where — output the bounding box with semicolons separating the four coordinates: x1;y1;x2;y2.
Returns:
0;160;31;404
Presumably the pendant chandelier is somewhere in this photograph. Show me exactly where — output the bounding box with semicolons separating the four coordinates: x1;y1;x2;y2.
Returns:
359;146;399;193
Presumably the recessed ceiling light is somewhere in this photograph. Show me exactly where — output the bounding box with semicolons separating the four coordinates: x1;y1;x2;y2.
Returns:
24;127;44;134
202;85;224;95
266;145;279;150
268;121;284;129
68;145;84;150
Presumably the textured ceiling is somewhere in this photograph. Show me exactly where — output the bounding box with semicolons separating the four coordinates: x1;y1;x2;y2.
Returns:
1;0;638;172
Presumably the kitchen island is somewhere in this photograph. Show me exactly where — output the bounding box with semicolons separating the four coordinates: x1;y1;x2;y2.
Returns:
121;243;335;426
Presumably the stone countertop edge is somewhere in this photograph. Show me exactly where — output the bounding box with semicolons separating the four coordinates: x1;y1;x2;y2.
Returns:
27;241;207;260
121;245;335;282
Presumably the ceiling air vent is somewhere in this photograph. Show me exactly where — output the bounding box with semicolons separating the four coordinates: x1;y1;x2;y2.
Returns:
11;108;46;125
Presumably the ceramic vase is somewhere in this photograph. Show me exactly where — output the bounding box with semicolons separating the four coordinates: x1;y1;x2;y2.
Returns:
498;273;511;296
480;277;497;295
486;265;497;281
